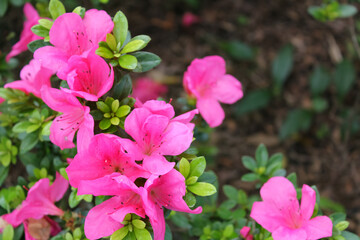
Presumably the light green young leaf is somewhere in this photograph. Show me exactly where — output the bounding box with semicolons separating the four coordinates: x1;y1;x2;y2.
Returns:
113;11;128;46
49;0;66;20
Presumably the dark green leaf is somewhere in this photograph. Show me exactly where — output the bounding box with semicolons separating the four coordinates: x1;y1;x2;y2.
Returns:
223;185;238;201
279;109;312;140
170;214;191;229
241;173;258;182
20;132;39;154
0;165;9;186
219;40;255;61
334;60;356;100
0;0;8;17
341;231;360;240
164;224;173;240
234;88;272;116
310;66;330;96
132;52;161;73
31;24;49;38
272;44;294;87
28;40;52;53
113;74;132;100
255;144;268;166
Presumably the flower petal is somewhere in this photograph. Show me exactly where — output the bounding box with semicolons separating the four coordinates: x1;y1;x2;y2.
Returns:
34;46;69;72
250;201;286;232
272;226;307;240
76;109;94;153
142;100;175;119
83;9;114;47
300;184;316;221
49;172;69;202
214;74;243;104
196;97;224;127
142;155;175;175
303;216;333;240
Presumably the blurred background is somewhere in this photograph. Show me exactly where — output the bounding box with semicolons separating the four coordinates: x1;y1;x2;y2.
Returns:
1;0;360;235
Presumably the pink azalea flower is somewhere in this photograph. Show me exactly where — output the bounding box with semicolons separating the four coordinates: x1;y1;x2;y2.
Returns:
6;3;42;62
123;100;198;175
4;59;53;98
182;12;200;27
57;51;114;101
132;77;168;102
250;177;333;240
141;169;202;240
66;133;150;189
34;10;113;73
240;226;253;240
40;86;94;152
183;56;243;127
79;171;201;240
0;173;68;240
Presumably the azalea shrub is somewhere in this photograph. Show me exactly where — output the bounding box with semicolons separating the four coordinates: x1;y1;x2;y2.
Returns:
0;1;359;240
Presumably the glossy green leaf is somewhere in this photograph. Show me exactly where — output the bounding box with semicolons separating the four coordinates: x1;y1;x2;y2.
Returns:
118;54;138;70
20;132;39;154
27;40;52;53
113;11;128;46
179;158;190;178
113;74;132;100
0;0;8;17
106;33;117;51
188;182;216;196
38;19;53;30
132;52;161;72
110;227;129;240
49;0;66;19
121;40;145;54
99;118;111;130
95;47;114;59
189;156;206;177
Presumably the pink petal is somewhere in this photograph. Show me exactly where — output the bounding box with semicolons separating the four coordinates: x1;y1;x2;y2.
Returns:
125;108;152;143
259;177;299;211
250;201;286;232
40;87;83;113
49;172;69;202
76;110;94;152
143;155;175;175
142;100;175;119
300;184;316;221
24;3;39;20
49;115;76;150
272;226;307;240
303;216;333;240
34;46;69;72
49;13;89;55
214;74;243;104
84;197;123;240
158;121;193;156
83;9;114;47
147;169;202;214
5;81;33;95
141;114;169;148
196;97;224;127
172;109;198;125
77;173;124;196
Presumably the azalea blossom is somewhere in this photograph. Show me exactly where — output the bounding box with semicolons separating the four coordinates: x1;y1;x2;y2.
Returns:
240;226;253;240
40;86;94;152
34;10;113;73
183;55;243;127
0;173;68;240
66;133;150;189
182;12;200;27
57;51;114;101
132;77;168;102
6;3;42;62
4;59;53;98
250;177;333;240
123;100;198;175
79;171;201;240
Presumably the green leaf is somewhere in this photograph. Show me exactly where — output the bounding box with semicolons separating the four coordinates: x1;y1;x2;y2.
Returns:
26;124;41;133
134;228;152;240
121;40;146;54
106;33;117;51
111;100;120;112
110;117;120;125
179;158;190;178
310;66;330;96
131;35;151;49
68;189;82;208
0;165;9;186
0;0;8;17
132;52;161;73
255;144;268;167
115;105;131;118
334;60;356;100
271;44;294;87
3;224;14;240
49;0;66;20
170;213;191;229
223;185;238;201
95;47;114;59
223;224;234;238
27;40;52;53
99;118;111;130
279;109;312;140
312;97;328;113
113;74;132;100
20;132;39;154
118;54;138;70
113;11;128;46
165;224;173;240
287;172;298;187
189;156;206;177
341;231;360;240
219;40;255;61
234;88;272;116
241;173;258;182
13;121;32;133
338;5;358;18
38;19;53;30
241;156;257;171
96;101;111;113
111;227;129;240
186;176;198;185
132;219;146;229
188;182;216;196
184;192;196;207
72;6;85;18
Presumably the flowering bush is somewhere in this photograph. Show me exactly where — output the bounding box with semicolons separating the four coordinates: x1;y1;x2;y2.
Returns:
0;1;359;240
